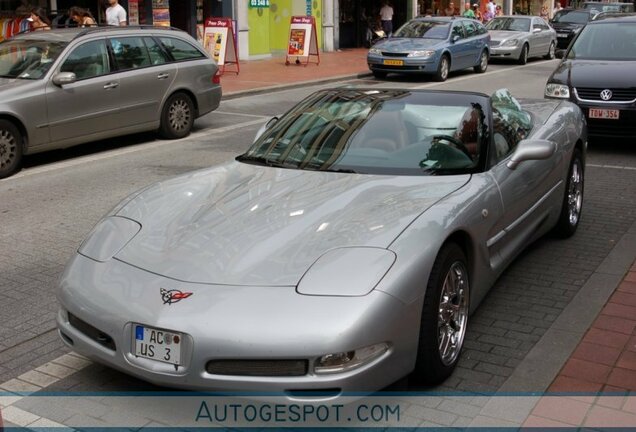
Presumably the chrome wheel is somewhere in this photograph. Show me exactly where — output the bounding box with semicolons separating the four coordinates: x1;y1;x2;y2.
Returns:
518;45;528;64
567;158;583;226
437;261;469;366
548;42;555;59
480;52;488;71
168;99;191;133
440;57;449;80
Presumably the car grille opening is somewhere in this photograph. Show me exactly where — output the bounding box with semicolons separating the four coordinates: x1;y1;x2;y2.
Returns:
285;388;342;398
205;359;308;377
381;52;409;57
59;330;74;346
576;87;636;102
68;312;116;351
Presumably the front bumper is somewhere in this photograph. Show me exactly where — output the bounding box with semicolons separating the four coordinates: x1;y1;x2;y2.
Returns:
555;33;574;50
57;254;419;398
570;89;636;138
367;54;438;74
489;44;522;59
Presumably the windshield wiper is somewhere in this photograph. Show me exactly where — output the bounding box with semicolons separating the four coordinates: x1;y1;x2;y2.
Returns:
236;154;294;168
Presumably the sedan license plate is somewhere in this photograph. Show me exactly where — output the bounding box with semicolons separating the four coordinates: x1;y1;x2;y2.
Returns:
134;325;182;365
589;108;619;120
383;59;404;66
557;33;568;38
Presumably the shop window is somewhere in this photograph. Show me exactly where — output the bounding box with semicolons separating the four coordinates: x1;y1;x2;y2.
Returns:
158;37;205;61
60;40;110;80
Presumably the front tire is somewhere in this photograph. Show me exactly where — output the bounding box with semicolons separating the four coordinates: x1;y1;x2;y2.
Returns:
434;55;450;82
412;243;470;385
544;41;556;60
159;92;195;139
474;50;488;73
0;119;23;179
553;149;584;238
518;44;529;65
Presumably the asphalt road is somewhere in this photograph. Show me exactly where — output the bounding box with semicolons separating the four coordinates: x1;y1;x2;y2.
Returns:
1;57;635;396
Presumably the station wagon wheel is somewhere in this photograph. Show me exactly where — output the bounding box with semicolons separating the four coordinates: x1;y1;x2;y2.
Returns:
553;149;584;238
434;55;450;82
474;50;488;73
544;41;556;59
518;44;529;65
160;92;195;139
412;243;470;384
0;119;23;179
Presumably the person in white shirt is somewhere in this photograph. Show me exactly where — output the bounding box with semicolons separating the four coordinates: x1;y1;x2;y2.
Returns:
486;0;496;15
379;2;394;36
106;0;127;26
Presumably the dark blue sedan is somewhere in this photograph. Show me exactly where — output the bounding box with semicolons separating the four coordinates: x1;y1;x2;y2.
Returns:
367;17;491;81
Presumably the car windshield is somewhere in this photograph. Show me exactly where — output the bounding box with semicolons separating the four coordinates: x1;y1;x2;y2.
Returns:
0;39;67;80
583;3;632;11
552;10;590;23
393;21;450;39
568;22;636;60
238;90;488;176
486;17;531;32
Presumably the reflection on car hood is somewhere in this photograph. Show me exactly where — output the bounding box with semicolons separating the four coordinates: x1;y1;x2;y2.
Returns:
0;77;31;92
375;37;443;52
489;30;526;41
115;161;469;286
552;60;636;88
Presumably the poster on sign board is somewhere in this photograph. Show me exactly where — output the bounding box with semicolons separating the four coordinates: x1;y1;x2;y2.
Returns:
129;0;139;25
286;16;319;65
203;18;239;74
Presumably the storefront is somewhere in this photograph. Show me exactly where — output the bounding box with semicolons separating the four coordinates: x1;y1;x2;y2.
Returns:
338;0;408;48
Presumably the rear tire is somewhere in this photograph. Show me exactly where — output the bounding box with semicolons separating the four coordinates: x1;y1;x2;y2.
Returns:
412;243;470;385
372;70;388;79
434;55;450;82
0;119;23;179
553;149;584;238
544;41;556;60
473;50;488;73
518;44;529;65
159;92;195;139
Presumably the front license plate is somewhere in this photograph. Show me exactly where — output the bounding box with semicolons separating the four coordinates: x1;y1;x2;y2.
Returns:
134;325;182;365
383;59;404;66
557;33;568;38
589;108;619;120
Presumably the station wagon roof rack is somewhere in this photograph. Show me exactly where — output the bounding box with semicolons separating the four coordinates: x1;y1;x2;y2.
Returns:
74;25;184;39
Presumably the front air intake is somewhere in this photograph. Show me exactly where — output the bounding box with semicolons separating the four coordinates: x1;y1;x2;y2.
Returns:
206;359;308;377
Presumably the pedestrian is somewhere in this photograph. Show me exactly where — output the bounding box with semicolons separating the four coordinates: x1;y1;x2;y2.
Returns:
495;4;503;16
105;0;127;26
379;1;394;36
540;4;549;18
463;2;475;17
27;7;51;31
473;3;483;21
553;0;563;17
69;6;96;27
445;1;457;16
484;0;495;21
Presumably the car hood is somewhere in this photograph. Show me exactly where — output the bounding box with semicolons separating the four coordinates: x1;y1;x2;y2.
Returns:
114;161;469;286
0;77;32;92
551;22;584;32
489;30;526;41
374;37;444;52
549;60;636;88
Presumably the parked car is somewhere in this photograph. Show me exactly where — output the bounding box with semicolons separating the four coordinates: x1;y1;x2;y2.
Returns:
367;16;490;81
545;14;636;138
486;15;557;64
0;27;221;179
550;8;597;50
58;88;586;394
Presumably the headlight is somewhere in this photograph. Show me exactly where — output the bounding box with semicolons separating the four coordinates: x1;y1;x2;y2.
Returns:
545;83;570;99
502;39;519;47
296;247;396;296
407;50;435;58
314;343;389;374
78;216;141;262
369;48;382;55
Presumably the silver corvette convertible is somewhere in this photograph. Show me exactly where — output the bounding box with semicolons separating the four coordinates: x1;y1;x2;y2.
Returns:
57;88;586;395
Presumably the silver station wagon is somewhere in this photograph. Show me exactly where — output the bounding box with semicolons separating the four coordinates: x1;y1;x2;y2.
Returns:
0;27;222;178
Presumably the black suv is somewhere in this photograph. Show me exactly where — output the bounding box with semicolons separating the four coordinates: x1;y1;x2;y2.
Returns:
551;9;597;49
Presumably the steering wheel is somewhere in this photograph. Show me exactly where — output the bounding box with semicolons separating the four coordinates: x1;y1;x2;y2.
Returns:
431;134;472;159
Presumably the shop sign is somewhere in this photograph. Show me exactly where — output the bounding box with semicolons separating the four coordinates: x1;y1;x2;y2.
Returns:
249;0;270;7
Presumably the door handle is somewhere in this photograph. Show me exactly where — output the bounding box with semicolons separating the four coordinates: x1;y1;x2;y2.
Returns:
157;73;169;80
103;82;119;89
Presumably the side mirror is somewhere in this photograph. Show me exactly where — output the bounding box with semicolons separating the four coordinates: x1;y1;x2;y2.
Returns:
533;27;542;33
253;116;279;142
52;72;77;86
452;35;460;43
507;139;556;169
555;49;565;59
